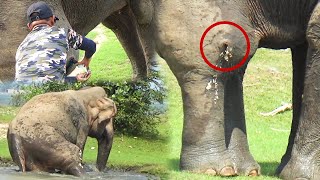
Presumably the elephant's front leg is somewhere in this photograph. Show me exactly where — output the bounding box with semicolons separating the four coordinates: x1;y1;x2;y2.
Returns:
76;125;89;160
279;4;320;179
88;117;114;171
96;123;114;171
179;70;236;176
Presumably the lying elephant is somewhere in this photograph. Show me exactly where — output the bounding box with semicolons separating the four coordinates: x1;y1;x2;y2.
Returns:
7;87;116;176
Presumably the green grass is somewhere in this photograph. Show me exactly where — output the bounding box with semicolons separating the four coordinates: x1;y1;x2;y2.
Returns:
0;106;18;123
80;24;133;82
83;135;169;175
0;140;10;159
0;23;294;179
245;49;292;178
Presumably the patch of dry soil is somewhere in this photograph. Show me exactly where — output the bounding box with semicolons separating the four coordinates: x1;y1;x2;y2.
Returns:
0;157;14;167
0;123;8;140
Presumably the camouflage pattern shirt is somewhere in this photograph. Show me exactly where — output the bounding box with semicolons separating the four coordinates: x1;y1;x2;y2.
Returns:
15;24;83;84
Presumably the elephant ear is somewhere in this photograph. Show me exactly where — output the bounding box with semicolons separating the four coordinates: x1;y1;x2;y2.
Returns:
96;97;116;123
90;107;100;120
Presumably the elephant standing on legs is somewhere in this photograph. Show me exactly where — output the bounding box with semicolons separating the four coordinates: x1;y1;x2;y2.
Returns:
7;87;117;176
129;0;320;179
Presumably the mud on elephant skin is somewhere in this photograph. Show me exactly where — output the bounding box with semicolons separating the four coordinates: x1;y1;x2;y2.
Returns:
7;87;117;176
128;0;320;179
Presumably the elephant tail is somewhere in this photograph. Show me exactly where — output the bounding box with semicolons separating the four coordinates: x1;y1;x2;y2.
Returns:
7;131;26;172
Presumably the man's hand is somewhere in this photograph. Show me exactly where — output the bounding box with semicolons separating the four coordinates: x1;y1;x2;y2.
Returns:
76;71;91;82
78;57;91;68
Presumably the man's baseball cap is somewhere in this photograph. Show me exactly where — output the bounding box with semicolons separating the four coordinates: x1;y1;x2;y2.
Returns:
27;1;59;23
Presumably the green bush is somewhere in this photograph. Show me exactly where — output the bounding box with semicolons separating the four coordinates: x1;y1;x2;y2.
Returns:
91;78;166;137
12;82;83;105
13;76;166;137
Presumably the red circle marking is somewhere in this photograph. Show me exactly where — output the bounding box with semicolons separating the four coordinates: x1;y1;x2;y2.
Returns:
200;21;251;72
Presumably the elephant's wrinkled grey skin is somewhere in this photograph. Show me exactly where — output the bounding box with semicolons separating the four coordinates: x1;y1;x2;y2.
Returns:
101;5;151;81
7;87;117;176
0;0;150;82
129;0;320;179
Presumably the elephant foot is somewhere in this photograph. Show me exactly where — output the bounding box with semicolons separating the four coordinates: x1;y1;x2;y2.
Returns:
277;154;320;180
200;166;235;176
180;150;237;177
65;162;85;176
194;166;236;177
229;148;261;176
236;164;260;177
275;152;290;176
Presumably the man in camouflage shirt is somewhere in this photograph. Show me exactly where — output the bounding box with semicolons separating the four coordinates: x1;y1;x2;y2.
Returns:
15;1;96;84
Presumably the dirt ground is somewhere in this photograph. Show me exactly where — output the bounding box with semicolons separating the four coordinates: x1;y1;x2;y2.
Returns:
0;157;14;167
0;158;158;180
0;123;12;167
0;123;8;140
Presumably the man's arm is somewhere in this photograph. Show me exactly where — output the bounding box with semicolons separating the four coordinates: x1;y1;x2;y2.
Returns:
78;37;96;67
67;29;96;67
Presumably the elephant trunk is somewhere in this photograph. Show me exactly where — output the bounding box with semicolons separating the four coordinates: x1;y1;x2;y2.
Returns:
87;95;116;171
96;126;114;171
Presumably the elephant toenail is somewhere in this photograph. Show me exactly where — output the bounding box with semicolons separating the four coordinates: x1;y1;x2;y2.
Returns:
204;168;217;175
248;169;259;176
220;166;236;176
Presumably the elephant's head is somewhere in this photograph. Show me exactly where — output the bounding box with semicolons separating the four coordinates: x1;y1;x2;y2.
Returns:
88;97;117;126
87;96;117;171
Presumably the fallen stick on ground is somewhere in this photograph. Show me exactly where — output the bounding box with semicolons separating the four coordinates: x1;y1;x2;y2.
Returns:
270;127;290;132
260;103;292;116
244;83;261;87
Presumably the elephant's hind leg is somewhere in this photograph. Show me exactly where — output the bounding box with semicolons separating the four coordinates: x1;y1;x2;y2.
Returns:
50;142;85;176
279;4;320;179
7;133;26;172
102;6;148;81
276;43;308;176
27;139;85;176
7;132;55;172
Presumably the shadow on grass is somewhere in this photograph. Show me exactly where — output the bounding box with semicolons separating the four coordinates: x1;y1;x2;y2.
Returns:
259;161;280;177
168;158;280;178
168;158;180;171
